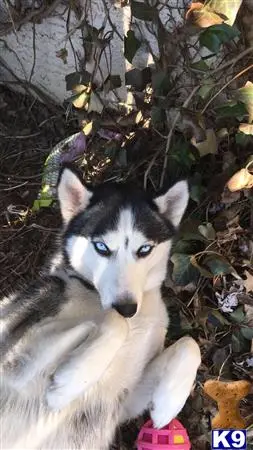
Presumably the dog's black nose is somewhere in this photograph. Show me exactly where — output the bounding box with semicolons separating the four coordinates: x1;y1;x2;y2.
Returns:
112;302;137;318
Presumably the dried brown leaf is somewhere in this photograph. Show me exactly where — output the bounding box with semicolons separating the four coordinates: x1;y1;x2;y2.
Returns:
227;168;253;191
186;2;226;28
239;123;253;135
206;0;243;26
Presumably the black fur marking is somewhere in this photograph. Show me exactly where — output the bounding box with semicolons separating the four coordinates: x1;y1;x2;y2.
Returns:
64;183;175;244
1;276;66;360
68;274;96;292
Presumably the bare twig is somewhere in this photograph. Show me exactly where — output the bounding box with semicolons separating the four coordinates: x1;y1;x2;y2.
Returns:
66;7;78;71
209;46;253;75
0;0;61;36
29;21;36;83
101;0;123;42
159;85;200;188
201;64;253;114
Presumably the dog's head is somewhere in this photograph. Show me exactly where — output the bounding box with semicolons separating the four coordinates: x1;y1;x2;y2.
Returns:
58;166;189;317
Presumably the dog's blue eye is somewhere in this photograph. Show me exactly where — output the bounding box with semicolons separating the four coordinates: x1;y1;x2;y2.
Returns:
137;244;153;258
93;241;111;257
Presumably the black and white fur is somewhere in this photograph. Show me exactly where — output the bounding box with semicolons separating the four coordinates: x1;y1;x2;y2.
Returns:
0;167;201;449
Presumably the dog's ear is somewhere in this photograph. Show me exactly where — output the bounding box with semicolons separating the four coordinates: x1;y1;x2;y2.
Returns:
57;167;92;224
154;180;189;228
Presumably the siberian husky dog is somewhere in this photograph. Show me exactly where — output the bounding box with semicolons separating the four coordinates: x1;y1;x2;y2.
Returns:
0;166;201;450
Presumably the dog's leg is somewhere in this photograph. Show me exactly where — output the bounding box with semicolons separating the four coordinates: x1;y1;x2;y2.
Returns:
46;310;128;410
121;336;201;427
1;319;97;389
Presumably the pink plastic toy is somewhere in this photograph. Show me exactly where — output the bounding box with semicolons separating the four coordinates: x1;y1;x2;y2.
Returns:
137;418;191;450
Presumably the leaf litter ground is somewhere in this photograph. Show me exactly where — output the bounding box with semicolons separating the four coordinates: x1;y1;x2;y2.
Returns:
0;85;252;449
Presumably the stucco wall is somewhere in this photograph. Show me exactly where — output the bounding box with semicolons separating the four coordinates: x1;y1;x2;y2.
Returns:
0;0;187;105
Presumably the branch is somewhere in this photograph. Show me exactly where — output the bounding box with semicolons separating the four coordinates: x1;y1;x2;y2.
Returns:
159;85;200;188
201;63;253;114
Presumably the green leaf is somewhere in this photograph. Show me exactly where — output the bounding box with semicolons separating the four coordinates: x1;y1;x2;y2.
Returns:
125;67;151;91
152;70;171;96
171;253;200;286
229;306;245;324
215;101;248;119
124;30;141;63
232;330;250;353
208;310;230;326
190;183;207;204
131;1;157;21
116;147;127;167
199;23;240;53
190;59;210;72
173;238;204;255
32;198;53;212
237;81;253;123
65;71;91;91
199;29;221;53
204;254;233;276
241;326;253;340
103;75;122;93
151;106;165;125
198;223;216;240
235;132;253;146
198;79;215;99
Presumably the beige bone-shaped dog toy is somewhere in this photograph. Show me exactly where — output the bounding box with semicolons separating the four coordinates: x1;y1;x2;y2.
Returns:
204;379;252;429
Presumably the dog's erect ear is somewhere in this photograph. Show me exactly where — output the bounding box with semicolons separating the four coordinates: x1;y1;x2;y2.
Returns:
154;181;189;228
57;167;92;224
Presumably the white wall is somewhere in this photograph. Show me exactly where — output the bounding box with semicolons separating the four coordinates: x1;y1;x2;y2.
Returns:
0;0;187;105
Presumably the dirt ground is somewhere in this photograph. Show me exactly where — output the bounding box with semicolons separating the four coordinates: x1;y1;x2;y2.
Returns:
0;85;252;449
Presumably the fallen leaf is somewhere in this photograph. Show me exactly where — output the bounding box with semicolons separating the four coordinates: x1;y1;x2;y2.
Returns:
227;168;253;191
243;271;253;293
237;81;253;123
191;129;217;156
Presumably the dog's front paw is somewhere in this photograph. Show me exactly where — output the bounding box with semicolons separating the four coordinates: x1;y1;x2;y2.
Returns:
46;365;82;411
150;337;201;428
